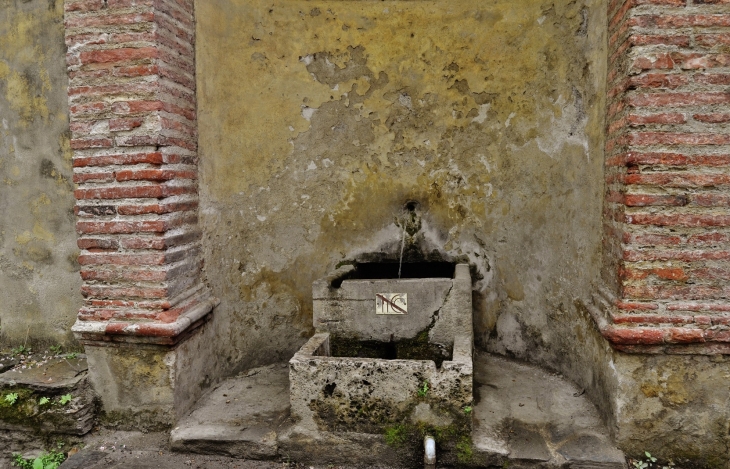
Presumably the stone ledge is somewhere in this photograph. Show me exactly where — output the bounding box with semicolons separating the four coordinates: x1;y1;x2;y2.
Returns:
0;355;97;436
72;295;219;346
585;285;730;353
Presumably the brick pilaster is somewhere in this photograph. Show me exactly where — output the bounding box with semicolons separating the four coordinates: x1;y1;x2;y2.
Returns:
65;0;215;345
597;0;730;352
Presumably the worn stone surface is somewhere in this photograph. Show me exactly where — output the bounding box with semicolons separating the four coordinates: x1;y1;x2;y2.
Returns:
314;263;471;348
314;275;453;343
471;352;625;468
611;353;730;466
0;355;96;437
0;0;80;347
0;355;19;374
0;429;45;469
170;363;406;467
0;355;87;390
171;363;290;459
292;262;473;442
83;345;175;428
278;425;407;468
289;332;472;434
196;0;608;391
171;353;625;468
61;429;399;469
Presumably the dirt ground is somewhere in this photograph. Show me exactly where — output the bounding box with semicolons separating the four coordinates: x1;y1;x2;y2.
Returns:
56;428;398;469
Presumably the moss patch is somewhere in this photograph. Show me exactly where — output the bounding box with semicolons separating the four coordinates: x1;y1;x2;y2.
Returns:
384;424;408;447
0;387;36;423
456;435;474;463
0;386;86;431
381;417;474;467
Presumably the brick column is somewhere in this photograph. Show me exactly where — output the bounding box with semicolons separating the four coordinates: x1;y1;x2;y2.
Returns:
64;0;216;424
598;0;730;353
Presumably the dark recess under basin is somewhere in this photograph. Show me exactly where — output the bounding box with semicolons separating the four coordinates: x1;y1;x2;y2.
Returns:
326;334;453;368
332;262;455;287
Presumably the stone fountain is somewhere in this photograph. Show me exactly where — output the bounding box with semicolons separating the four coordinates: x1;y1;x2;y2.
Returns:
287;261;474;464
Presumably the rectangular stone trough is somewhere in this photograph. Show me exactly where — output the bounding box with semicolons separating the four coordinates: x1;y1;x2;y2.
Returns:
289;263;473;435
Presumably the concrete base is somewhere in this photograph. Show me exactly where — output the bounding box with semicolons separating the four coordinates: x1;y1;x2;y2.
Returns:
82;317;219;430
171;353;626;468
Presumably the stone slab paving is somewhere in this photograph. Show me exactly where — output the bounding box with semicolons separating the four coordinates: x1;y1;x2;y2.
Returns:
0;355;19;374
0;355;87;390
171;363;291;459
0;354;96;436
168;353;625;468
60;429;397;469
472;352;626;468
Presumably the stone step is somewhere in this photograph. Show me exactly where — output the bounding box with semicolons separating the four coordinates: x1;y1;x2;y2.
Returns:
171;354;626;468
0;354;96;436
170;363;291;459
471;352;626;468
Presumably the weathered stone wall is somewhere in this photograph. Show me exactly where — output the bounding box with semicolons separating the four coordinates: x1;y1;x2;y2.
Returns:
613;352;730;463
0;0;81;346
196;0;609;379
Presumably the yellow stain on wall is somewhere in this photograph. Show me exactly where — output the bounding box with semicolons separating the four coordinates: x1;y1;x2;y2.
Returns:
30;193;51;215
0;8;55;126
59;129;73;166
5;70;50;124
15;230;33;246
199;0;589;201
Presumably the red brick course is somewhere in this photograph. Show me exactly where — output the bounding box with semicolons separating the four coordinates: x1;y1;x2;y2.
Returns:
65;0;211;339
603;0;730;351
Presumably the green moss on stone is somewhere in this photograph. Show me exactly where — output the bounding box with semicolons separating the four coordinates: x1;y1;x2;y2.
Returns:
0;387;37;423
384;424;408;447
456;435;474;463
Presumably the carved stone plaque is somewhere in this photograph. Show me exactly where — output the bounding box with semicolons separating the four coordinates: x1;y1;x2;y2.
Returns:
375;293;407;315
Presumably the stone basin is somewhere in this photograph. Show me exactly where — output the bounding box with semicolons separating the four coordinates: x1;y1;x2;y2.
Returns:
289;263;473;435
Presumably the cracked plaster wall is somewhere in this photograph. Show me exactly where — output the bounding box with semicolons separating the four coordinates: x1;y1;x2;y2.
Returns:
0;0;81;346
196;0;609;387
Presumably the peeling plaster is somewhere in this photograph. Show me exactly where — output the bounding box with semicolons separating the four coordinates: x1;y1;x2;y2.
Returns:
196;0;607;391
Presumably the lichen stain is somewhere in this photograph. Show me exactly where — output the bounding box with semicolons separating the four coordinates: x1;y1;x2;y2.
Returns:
58;130;73;167
238;266;312;335
636;362;692;407
199;0;590;197
106;349;173;406
0;5;58;126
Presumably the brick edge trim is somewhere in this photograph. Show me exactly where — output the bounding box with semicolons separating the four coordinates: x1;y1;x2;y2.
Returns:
587;285;730;354
72;295;218;346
